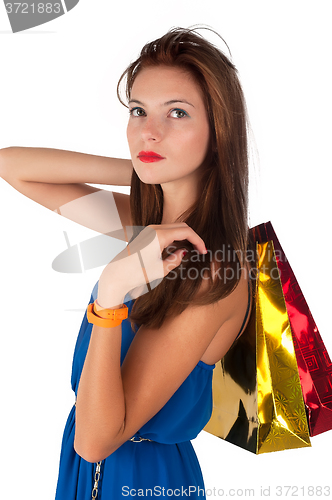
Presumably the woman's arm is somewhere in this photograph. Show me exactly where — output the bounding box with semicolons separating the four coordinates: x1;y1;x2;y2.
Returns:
74;224;248;463
0;147;132;186
0;147;133;236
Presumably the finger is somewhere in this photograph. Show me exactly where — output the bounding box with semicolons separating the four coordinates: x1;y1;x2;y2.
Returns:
159;227;207;255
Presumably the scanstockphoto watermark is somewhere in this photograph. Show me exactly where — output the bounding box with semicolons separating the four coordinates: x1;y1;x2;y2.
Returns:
121;485;256;497
165;245;286;283
52;230;285;284
121;485;332;497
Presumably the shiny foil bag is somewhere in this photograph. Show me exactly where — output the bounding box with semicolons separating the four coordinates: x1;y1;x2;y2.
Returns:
204;238;312;454
252;222;332;436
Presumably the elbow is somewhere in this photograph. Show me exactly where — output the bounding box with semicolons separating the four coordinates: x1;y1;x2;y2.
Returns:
74;435;109;463
74;427;125;463
74;442;104;464
0;149;7;179
0;147;16;180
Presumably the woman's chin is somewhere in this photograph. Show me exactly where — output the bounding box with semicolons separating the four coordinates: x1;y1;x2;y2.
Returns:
134;169;166;185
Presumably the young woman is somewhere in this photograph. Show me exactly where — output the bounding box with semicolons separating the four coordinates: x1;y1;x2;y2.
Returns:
0;27;252;499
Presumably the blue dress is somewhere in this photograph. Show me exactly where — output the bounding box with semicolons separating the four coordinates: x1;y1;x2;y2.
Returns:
55;280;216;499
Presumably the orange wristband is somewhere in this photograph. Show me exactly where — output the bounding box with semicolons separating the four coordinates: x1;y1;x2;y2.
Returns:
87;303;128;328
93;300;128;320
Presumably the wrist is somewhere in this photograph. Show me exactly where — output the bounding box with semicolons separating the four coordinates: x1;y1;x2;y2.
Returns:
97;282;126;309
98;253;148;307
95;297;124;311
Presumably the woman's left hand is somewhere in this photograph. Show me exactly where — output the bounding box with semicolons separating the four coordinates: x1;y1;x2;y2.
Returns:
97;222;207;307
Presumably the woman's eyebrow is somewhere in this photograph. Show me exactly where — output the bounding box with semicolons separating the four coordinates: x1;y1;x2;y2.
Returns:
128;99;195;108
164;99;195;108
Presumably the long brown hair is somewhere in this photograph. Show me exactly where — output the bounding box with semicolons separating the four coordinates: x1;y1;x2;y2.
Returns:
117;27;251;330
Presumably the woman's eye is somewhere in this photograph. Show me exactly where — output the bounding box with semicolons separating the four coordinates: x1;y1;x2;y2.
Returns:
170;109;188;118
129;107;146;117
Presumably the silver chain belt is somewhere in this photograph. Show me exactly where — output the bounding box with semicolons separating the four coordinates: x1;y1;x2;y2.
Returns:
91;461;102;499
129;436;153;443
91;436;153;498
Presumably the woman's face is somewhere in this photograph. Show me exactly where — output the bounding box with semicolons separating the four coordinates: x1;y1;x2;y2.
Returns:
126;65;211;188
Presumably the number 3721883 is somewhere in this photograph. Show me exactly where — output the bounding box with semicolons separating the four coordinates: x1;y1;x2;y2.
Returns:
5;3;61;14
276;486;330;496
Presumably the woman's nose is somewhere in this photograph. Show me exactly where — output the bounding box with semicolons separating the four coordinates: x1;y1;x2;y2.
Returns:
141;117;163;142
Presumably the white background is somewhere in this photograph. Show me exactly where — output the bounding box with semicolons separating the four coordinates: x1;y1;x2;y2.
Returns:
0;1;331;498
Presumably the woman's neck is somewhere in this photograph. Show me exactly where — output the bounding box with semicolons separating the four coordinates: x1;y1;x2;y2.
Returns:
160;172;202;224
161;188;196;224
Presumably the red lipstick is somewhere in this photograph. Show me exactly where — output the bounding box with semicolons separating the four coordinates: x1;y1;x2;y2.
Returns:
138;151;165;163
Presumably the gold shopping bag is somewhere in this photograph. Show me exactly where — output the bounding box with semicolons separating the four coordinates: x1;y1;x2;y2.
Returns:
204;240;311;453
